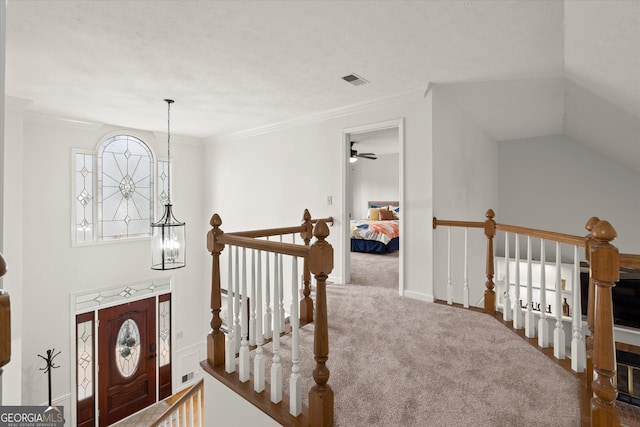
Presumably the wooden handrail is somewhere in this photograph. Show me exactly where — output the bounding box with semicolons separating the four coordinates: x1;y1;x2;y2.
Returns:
218;234;310;258
228;225;306;239
434;216;586;246
496;224;586;247
619;253;640;270
218;217;333;239
150;378;204;427
434;210;626;426
311;216;334;226
433;217;484;229
205;209;334;427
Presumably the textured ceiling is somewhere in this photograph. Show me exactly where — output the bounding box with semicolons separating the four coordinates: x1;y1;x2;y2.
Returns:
6;0;564;139
4;0;639;162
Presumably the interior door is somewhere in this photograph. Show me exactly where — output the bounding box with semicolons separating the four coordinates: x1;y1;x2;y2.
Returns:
98;297;157;426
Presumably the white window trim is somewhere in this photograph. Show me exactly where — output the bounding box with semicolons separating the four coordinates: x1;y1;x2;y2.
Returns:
72;131;169;247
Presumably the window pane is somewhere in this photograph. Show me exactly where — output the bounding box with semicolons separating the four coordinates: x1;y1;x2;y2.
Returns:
74;153;94;243
157;161;169;219
76;317;94;400
98;135;154;239
158;299;171;367
116;319;141;378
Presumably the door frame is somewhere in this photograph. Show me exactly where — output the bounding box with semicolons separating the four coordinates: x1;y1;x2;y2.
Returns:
341;118;405;295
70;278;173;427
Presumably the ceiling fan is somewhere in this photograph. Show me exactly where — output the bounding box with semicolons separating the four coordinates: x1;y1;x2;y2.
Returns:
350;141;377;161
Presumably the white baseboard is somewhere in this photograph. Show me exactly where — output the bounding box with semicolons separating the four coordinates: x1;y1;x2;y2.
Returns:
403;290;435;302
327;275;343;285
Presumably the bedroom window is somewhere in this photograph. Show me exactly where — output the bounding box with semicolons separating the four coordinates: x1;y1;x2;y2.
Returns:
73;134;169;245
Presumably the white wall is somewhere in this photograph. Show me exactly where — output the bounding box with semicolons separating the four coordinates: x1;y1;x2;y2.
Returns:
498;134;640;253
0;0;6;405
204;374;280;427
1;98;29;403
204;92;433;299
351;153;399;220
431;85;499;307
6;112;207;417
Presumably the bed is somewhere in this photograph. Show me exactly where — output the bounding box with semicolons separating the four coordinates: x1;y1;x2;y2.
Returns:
350;201;400;253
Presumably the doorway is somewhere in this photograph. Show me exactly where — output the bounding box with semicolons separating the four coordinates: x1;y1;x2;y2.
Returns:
98;297;157;427
342;119;404;294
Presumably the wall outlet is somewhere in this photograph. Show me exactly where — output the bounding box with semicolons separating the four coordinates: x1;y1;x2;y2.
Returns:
327;195;332;205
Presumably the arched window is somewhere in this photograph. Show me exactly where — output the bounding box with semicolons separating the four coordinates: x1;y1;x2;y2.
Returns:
97;135;154;239
73;134;168;244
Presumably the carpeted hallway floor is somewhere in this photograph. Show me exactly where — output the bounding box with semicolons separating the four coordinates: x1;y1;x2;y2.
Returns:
254;250;581;426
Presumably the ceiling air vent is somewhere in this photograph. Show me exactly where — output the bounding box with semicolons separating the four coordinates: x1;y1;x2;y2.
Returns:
342;73;369;86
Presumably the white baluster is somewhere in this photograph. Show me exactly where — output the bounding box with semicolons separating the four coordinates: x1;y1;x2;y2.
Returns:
250;250;257;346
463;227;469;308
447;227;452;305
538;240;550;347
279;236;285;333
512;234;523;329
503;232;512;322
234;246;241;353
525;236;537;338
289;256;302;416
571;245;586;372
239;248;250;382
271;253;283;403
553;241;566;359
254;250;265;392
264;242;273;339
225;246;236;373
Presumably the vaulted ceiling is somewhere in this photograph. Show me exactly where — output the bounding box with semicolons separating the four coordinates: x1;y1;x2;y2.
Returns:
5;1;640;167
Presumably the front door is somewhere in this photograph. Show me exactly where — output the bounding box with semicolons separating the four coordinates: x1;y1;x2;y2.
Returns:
98;297;157;426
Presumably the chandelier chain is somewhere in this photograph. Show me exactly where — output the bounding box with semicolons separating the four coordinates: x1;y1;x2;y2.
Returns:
165;99;174;204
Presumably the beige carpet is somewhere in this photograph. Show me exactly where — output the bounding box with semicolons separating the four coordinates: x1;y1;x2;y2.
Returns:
251;251;581;426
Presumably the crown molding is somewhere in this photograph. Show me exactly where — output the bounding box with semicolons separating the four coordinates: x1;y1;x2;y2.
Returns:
24;110;104;130
5;96;33;111
212;87;426;143
153;131;203;147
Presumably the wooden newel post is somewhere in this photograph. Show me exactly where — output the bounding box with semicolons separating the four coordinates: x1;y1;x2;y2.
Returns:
589;220;621;426
0;253;9;380
483;209;496;314
300;209;314;323
207;214;226;368
308;220;334;427
584;216;599;396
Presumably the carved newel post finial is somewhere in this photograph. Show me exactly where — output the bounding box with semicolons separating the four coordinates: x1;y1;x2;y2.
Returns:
207;213;225;368
589;219;621;426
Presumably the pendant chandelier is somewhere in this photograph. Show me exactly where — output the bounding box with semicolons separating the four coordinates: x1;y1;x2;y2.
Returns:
151;99;186;270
